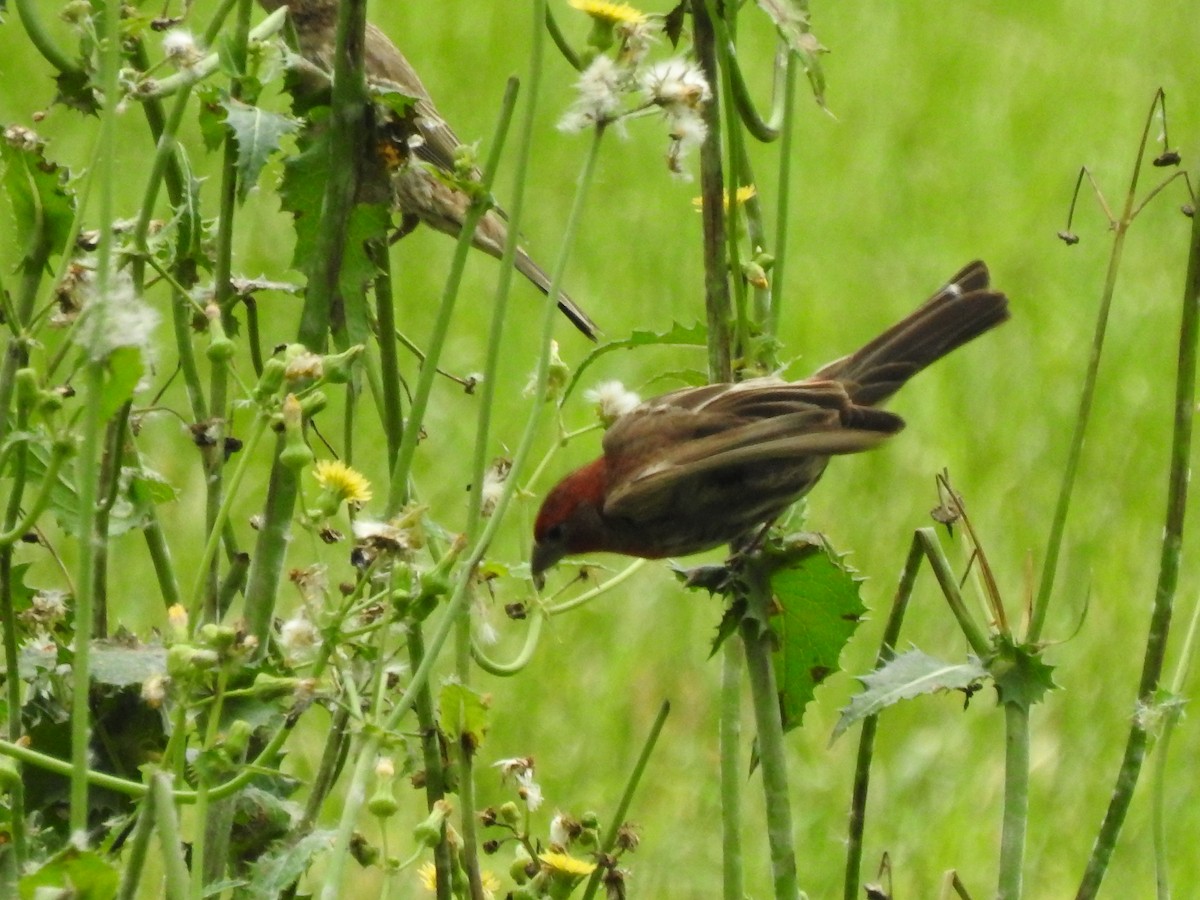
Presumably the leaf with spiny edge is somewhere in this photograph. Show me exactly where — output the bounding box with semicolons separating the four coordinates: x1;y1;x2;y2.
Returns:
753;0;829;108
832;649;989;742
761;534;866;733
0;127;76;270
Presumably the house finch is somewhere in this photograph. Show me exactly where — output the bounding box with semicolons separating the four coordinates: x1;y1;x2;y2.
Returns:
531;261;1009;584
260;0;599;340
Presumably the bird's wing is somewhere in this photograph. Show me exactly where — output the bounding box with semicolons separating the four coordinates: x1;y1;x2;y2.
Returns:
601;381;901;522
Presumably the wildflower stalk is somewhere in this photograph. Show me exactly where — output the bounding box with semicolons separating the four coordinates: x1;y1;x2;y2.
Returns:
68;0;124;836
844;536;920;900
768;51;798;337
704;0;749;366
1030;94;1165;642
692;0;732;383
720;640;745;900
1152;587;1200;898
202;0;256;623
386;78;519;513
116;787;158;900
323;32;606;900
407;624;454;900
581;700;671;900
370;242;404;468
152;775;191;900
14;0;82;77
740;575;800;900
1075;166;1200;900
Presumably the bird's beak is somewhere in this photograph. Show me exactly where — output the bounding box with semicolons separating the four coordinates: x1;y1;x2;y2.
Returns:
530;541;559;591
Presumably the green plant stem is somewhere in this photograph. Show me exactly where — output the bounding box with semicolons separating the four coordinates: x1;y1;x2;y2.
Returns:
1030;95;1162;643
844;535;921;900
14;0;82;76
1153;587;1200;899
370;242;404;469
693;0;732;383
298;703;352;833
386;78;520;514
544;5;582;71
470;606;545;676
740;583;800;900
153;774;191;900
581;701;671;900
116;789;158;900
1075;169;1200;900
916;528;991;657
720;640;745;900
242;435;302;650
189;414;268;621
768;51;798;338
321;24;603;895
713;16;786;142
407;624;454;900
706;0;749;366
68;0;124;838
542;559;646;615
998;702;1030;900
0;550;27;869
296;0;369;348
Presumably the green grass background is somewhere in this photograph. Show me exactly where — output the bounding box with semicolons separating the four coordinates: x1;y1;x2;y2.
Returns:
2;0;1200;896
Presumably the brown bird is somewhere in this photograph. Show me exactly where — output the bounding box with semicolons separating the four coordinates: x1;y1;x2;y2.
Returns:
531;261;1009;584
259;0;599;340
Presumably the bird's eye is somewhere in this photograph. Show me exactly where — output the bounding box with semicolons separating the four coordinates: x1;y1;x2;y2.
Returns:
544;523;567;543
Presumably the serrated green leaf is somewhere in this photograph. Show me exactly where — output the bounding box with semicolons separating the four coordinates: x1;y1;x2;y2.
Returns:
280;115;332;271
369;82;419;118
196;84;228;152
562;321;709;402
239;831;335;900
54;69;100;115
1;128;77;269
439;682;490;751
765;537;865;732
832;649;989;742
222;98;299;203
991;639;1056;711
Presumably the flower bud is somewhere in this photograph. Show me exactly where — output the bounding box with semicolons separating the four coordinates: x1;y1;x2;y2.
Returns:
412;798;453;848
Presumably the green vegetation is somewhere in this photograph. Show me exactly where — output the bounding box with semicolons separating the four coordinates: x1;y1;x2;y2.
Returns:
0;1;1197;898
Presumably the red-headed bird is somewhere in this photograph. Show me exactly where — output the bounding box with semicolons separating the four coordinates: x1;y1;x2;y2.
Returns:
531;261;1009;585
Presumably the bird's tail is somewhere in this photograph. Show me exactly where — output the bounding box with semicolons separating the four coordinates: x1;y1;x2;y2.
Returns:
513;248;601;342
812;260;1010;406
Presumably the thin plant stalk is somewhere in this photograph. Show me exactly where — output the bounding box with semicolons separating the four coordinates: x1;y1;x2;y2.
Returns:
1075;166;1200;900
740;581;800;900
385;78;520;514
1030;93;1164;643
844;535;921;900
580;700;671;900
720;640;745;900
320;62;607;900
68;0;123;837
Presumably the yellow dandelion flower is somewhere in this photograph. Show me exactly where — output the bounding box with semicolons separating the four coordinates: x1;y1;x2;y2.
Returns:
569;0;647;25
540;850;597;876
417;861;437;892
313;460;373;504
691;184;758;210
